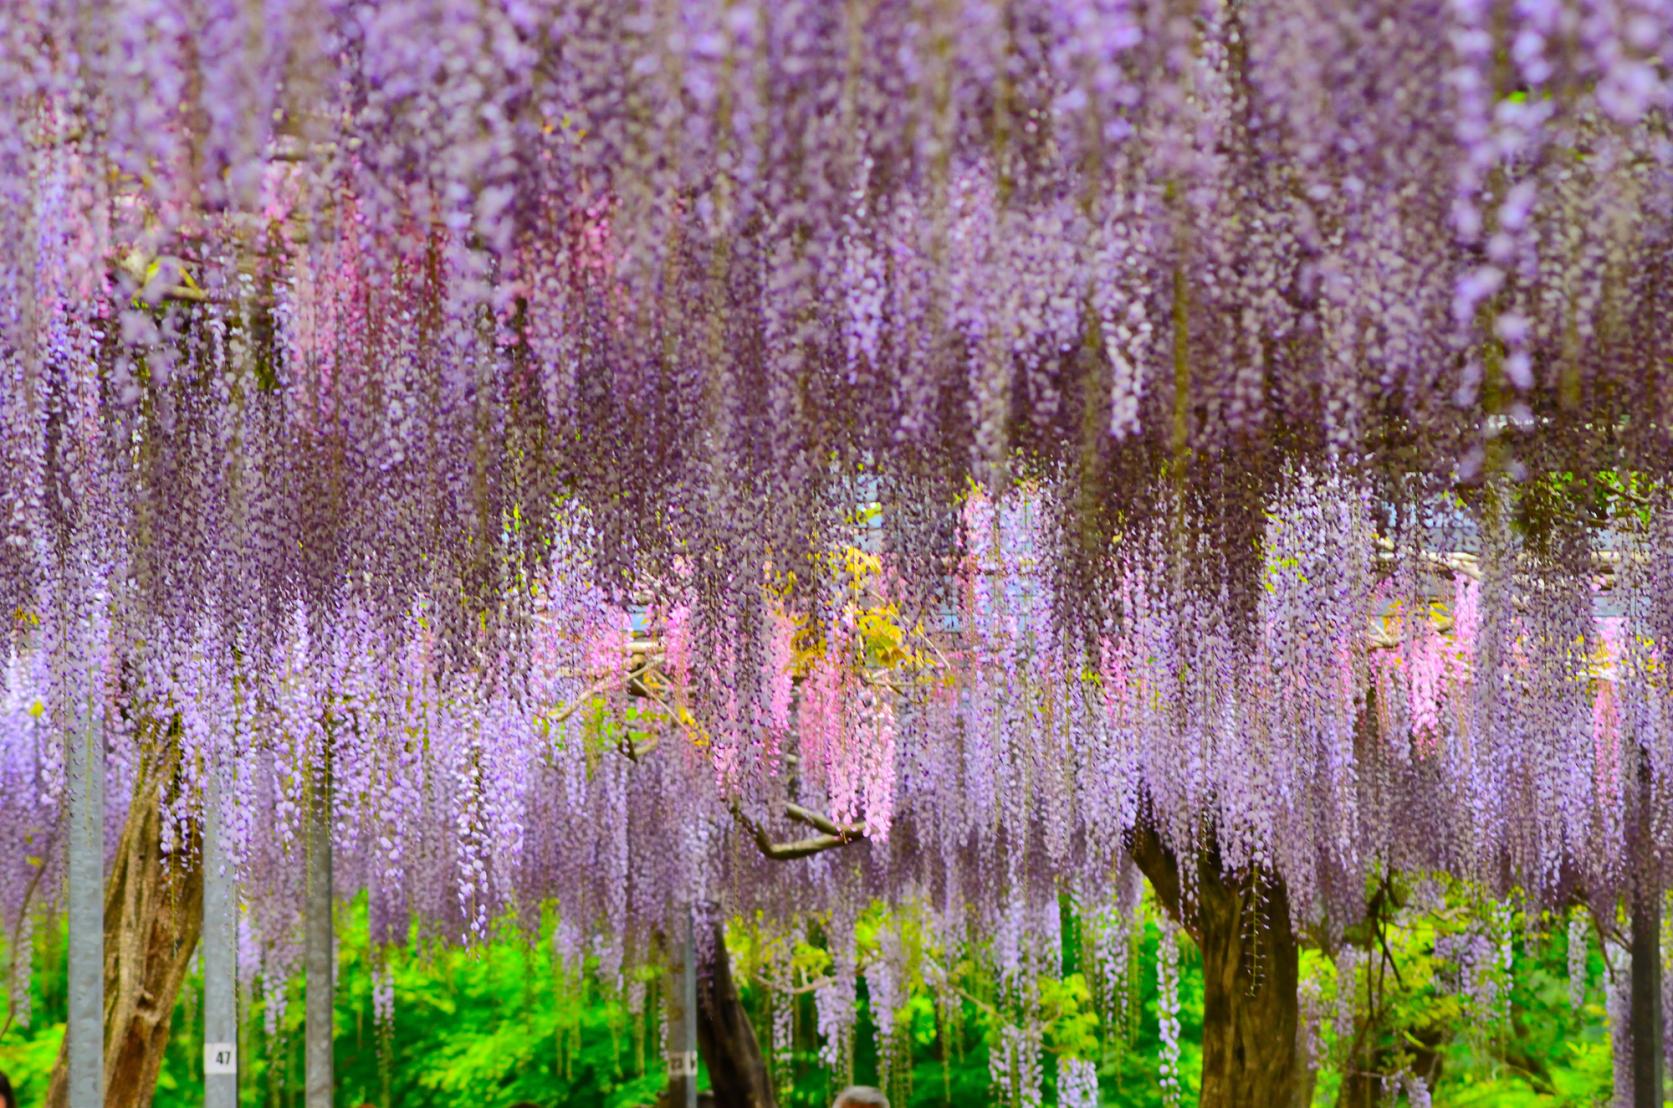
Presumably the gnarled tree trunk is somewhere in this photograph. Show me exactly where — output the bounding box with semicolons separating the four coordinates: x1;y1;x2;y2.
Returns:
656;918;775;1108
695;920;775;1108
1629;745;1665;1108
1130;824;1299;1108
46;735;203;1108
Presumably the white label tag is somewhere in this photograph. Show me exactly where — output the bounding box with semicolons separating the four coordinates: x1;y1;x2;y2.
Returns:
205;1041;237;1075
669;1050;699;1077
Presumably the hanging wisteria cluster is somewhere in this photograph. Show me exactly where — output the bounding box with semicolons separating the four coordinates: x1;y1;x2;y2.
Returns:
3;0;1673;1097
6;0;1673;633
5;478;1671;1086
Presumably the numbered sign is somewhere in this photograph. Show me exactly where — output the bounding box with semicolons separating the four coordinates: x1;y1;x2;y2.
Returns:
205;1042;237;1076
669;1050;699;1078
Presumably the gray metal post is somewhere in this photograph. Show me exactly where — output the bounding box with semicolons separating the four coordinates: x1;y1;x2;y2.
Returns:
305;766;333;1108
203;762;239;1106
67;700;104;1108
668;906;698;1108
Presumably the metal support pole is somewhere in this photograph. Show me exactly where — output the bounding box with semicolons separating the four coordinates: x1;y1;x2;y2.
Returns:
203;762;238;1106
668;907;698;1108
67;701;104;1108
305;765;333;1108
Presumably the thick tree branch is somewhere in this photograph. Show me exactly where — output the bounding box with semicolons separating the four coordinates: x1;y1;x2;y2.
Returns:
784;803;856;838
731;801;866;862
1125;820;1197;942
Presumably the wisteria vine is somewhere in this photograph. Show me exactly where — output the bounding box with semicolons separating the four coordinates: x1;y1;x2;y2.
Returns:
2;0;1673;1098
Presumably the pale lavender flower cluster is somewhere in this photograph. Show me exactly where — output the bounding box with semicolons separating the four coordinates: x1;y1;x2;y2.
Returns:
1397;1069;1433;1108
988;1022;1045;1108
1569;911;1591;1012
1434;921;1510;1027
1056;1056;1100;1108
1156;921;1182;1108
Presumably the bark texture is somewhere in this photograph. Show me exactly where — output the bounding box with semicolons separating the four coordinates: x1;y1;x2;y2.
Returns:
694;920;776;1108
1130;824;1299;1108
1630;883;1665;1108
46;737;203;1108
1629;749;1665;1108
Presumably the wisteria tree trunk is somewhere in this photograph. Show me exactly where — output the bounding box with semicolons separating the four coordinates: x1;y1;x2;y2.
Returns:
1130;825;1299;1108
1629;746;1665;1108
694;919;776;1108
1629;882;1664;1107
45;731;203;1108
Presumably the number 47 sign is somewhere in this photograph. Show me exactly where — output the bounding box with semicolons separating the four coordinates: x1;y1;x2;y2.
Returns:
205;1042;237;1076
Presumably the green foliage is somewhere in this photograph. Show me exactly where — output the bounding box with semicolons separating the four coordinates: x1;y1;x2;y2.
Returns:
0;881;1634;1106
1307;879;1619;1107
1037;975;1098;1060
1094;916;1205;1108
2;902;674;1108
0;914;68;1103
258;902;669;1108
0;1021;60;1102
